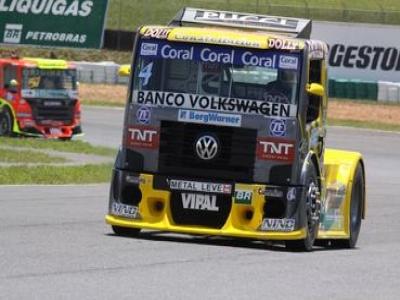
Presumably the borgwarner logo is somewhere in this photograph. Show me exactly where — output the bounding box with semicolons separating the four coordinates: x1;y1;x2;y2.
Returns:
195;135;219;160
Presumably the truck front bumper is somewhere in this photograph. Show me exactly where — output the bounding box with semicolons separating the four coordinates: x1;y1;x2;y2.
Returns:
106;171;308;241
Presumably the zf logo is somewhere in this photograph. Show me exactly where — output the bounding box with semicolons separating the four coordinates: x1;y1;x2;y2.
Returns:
3;24;23;44
269;119;286;137
126;126;159;149
136;106;151;124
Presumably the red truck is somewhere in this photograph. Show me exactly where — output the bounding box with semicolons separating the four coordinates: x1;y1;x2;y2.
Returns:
0;57;82;139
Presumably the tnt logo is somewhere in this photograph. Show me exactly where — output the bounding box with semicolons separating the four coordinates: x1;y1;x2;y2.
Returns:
126;126;159;149
3;24;23;44
257;137;295;162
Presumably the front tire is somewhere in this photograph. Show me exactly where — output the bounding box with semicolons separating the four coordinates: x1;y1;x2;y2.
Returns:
112;225;141;237
286;165;321;251
0;109;13;136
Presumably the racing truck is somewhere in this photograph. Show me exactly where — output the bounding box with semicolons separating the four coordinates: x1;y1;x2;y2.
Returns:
106;8;366;251
0;57;82;139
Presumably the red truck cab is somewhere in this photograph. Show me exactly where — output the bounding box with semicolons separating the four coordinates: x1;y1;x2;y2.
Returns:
0;57;82;139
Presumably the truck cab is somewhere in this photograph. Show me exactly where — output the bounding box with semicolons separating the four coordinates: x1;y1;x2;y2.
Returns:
0;57;82;139
106;8;365;251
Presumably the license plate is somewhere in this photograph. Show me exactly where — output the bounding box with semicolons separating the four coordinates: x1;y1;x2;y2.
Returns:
111;203;139;219
50;128;61;135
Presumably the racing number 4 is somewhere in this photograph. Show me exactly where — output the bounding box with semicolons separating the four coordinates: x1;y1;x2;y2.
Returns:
139;62;154;86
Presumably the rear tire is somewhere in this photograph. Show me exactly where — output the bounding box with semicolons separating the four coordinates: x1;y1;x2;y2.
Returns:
331;163;365;248
112;225;141;237
286;165;321;252
0;109;13;136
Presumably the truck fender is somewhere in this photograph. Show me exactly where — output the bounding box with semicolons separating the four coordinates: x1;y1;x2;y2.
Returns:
0;98;20;133
320;148;366;238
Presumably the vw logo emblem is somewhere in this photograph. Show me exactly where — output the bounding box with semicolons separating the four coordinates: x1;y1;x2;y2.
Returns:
195;135;219;160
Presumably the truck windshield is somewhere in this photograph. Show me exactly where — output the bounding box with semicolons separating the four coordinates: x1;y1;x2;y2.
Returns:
132;39;301;104
22;68;77;90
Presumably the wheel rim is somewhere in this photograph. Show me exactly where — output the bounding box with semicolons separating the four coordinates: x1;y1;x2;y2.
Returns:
306;181;321;237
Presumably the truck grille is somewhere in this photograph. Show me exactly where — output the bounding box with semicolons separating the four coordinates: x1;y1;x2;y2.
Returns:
27;99;76;125
158;121;257;182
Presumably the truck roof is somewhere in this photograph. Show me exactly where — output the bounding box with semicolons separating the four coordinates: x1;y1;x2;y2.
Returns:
0;57;75;69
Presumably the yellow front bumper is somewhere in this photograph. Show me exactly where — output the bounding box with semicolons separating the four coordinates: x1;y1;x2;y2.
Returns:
105;174;307;241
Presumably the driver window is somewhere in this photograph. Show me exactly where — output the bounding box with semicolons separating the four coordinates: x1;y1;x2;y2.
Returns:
307;59;322;123
4;65;17;89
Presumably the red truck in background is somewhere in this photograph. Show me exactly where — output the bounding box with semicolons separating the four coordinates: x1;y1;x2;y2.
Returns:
0;56;82;140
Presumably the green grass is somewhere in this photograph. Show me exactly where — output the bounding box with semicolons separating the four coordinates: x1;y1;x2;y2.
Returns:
0;137;116;157
0;137;116;184
0;164;113;184
106;0;400;31
0;149;67;164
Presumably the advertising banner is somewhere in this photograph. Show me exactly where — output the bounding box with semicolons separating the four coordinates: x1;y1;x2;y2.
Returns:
0;0;109;49
312;21;400;82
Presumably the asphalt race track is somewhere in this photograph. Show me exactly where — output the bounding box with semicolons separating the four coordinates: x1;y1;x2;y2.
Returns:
1;106;399;299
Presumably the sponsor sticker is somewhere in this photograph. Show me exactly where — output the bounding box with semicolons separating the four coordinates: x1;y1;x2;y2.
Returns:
3;24;23;44
141;27;172;39
264;188;284;198
178;109;241;127
279;55;299;70
135;90;297;118
140;43;158;56
138;40;301;70
234;190;253;204
136;106;151;124
260;218;295;231
256;137;295;162
268;38;302;50
126;125;159;149
169;179;232;194
111;203;140;219
181;193;219;211
286;187;297;201
269;119;286;137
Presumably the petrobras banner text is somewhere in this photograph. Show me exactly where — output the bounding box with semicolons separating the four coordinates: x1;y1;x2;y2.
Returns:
312;21;400;82
0;0;109;48
139;40;300;70
134;90;297;117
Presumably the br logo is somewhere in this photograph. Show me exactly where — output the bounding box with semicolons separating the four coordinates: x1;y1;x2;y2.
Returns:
136;106;151;124
269;119;286;137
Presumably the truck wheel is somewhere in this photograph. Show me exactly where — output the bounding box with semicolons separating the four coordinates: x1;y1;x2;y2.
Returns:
286;165;321;251
332;163;365;248
112;225;141;237
0;110;13;136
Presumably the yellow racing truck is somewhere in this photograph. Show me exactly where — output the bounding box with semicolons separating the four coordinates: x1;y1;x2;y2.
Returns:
106;8;366;251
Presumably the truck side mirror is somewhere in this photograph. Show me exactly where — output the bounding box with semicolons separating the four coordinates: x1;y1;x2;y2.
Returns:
306;83;324;97
119;65;131;77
